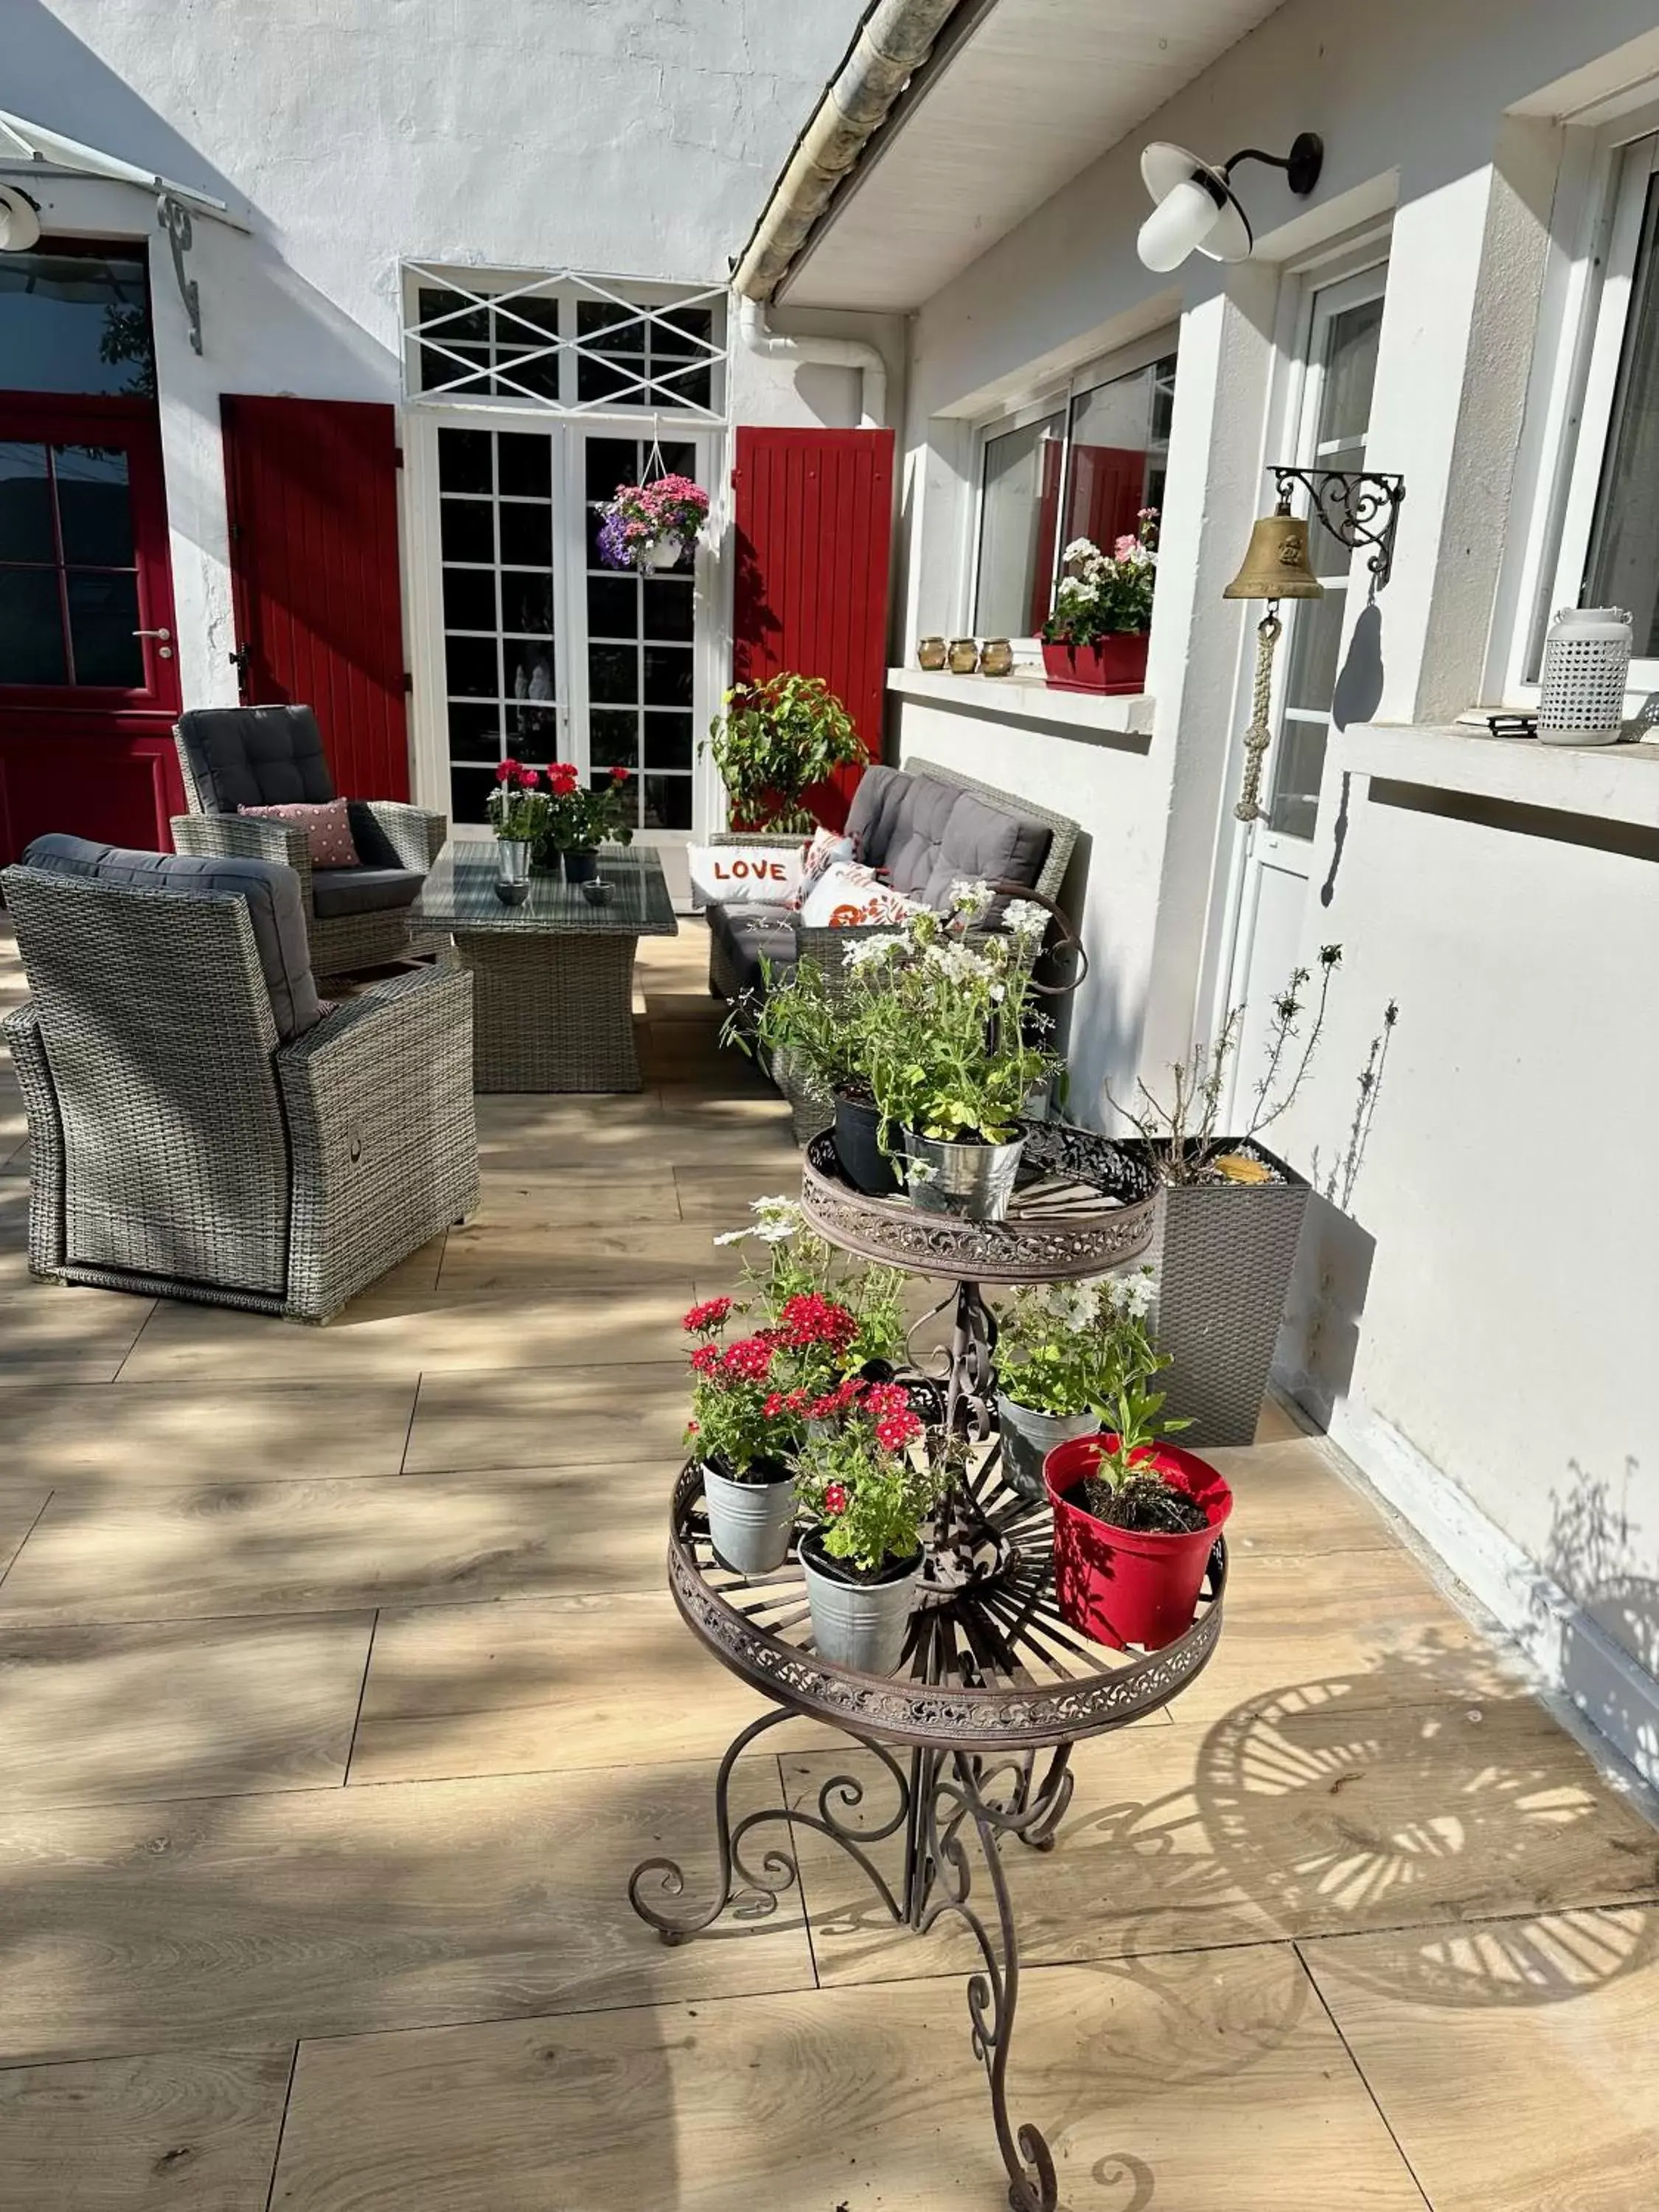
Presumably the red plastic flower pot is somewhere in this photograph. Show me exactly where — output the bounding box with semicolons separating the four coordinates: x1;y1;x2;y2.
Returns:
1043;1433;1231;1651
1040;634;1150;695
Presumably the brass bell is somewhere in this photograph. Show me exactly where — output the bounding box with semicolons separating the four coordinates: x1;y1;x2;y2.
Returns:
1222;499;1325;602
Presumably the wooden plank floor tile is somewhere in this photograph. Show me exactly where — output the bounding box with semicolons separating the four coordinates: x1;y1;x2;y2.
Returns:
0;1484;52;1581
351;1590;832;1785
0;1284;153;1377
403;1363;687;1472
783;1686;1659;1982
114;1284;694;1382
1304;1907;1659;2212
0;2047;293;2212
436;1221;733;1293
0;1613;374;1804
0;1380;417;1486
0;1761;812;2064
1205;1436;1400;1556
467;1170;684;1228
0;1474;676;1624
266;1945;1425;2211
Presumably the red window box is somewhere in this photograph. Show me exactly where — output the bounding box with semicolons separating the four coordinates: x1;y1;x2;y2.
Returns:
1040;633;1150;695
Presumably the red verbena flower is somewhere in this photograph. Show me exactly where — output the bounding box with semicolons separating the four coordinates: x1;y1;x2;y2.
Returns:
610;765;631;786
824;1483;848;1515
689;1343;720;1375
720;1335;776;1383
804;1377;864;1422
875;1412;921;1453
495;759;517;785
776;1293;858;1354
683;1295;734;1335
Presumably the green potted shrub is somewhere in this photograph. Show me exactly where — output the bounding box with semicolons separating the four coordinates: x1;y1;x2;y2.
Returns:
706;672;866;832
793;1379;945;1673
1041;512;1157;695
992;1270;1154;1500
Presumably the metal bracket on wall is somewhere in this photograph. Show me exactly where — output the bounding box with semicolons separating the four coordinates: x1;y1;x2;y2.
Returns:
156;191;203;355
1270;465;1405;591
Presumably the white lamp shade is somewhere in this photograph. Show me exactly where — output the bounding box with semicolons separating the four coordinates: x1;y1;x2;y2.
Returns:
0;187;42;253
1137;178;1222;271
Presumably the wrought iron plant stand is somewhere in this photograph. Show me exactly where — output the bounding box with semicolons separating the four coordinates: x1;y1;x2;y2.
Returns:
630;1122;1228;2210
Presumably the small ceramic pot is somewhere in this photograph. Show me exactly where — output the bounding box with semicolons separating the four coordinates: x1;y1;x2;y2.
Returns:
702;1455;797;1576
562;846;600;886
978;638;1014;677
947;638;979;675
832;1091;900;1197
995;1395;1098;1502
799;1528;921;1674
903;1130;1025;1221
917;636;947;670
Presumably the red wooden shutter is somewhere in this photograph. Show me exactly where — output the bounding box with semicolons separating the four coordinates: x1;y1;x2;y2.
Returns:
220;396;411;799
731;426;894;827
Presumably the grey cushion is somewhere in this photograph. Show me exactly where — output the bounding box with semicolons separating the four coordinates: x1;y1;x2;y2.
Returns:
175;705;335;813
310;866;425;919
707;899;799;998
914;788;1051;912
843;763;912;868
847;767;1052;914
21;834;324;1041
345;801;404;871
880;774;973;903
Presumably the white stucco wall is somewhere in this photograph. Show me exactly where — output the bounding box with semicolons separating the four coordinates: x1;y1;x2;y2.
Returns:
8;0;876;711
882;0;1659;1777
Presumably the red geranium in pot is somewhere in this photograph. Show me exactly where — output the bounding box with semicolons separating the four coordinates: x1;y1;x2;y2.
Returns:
1043;1318;1231;1650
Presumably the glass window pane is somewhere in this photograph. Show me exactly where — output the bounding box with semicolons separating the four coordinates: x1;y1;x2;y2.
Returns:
0;444;54;561
506;700;558;761
642;579;692;641
578;302;642;354
442;567;497;631
54;447;135;566
503;637;556;701
0;253;153;396
656;362;712;410
422;344;490;394
590;709;639;770
495;351;560;402
419;289;488;344
65;569;140;685
585;438;639;503
501;570;554;634
644;712;693;770
497;434;552;498
1281;586;1346;717
588;641;636;704
499;504;552;567
587;576;636;640
439;499;493;563
1318;299;1384;448
1062;353;1175;552
974;412;1064;636
657;307;714;360
642;773;692;830
0;568;67;683
642;644;692;707
1268;724;1327;841
447;701;502;762
437;428;492;495
496;296;560;344
1587;176;1659;655
449;764;495;824
445;635;499;698
577;354;640;405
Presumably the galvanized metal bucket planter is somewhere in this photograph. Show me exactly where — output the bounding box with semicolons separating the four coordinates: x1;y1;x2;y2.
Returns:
902;1130;1025;1221
1147;1138;1310;1449
995;1394;1098;1502
701;1457;796;1576
799;1530;920;1674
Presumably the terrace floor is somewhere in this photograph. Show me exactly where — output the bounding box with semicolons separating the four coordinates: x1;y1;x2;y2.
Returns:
0;921;1657;2211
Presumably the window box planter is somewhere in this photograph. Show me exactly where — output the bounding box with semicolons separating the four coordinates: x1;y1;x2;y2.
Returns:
1040;634;1150;695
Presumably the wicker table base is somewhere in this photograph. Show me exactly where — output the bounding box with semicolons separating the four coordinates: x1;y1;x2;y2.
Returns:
455;929;642;1093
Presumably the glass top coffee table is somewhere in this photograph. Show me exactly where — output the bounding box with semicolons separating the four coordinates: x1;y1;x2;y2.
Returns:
413;841;678;1093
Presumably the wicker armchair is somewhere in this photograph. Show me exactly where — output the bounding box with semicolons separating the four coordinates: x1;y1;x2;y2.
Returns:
172;705;446;980
2;844;477;1322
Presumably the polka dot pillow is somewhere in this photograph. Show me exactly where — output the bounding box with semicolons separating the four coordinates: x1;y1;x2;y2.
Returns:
237;798;360;868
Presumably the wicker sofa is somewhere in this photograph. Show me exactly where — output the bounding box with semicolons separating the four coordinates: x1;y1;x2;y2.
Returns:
2;837;478;1322
706;758;1080;1141
171;705;447;981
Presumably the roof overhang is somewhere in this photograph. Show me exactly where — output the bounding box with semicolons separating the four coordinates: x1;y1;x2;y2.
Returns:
771;0;1288;313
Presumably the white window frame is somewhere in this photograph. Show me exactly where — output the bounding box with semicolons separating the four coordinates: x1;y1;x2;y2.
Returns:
961;327;1179;644
1494;103;1659;705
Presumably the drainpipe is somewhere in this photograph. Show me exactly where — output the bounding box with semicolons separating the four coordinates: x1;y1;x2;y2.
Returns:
735;292;887;430
733;0;962;302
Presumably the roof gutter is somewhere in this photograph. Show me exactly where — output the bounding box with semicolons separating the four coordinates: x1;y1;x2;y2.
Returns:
731;0;967;304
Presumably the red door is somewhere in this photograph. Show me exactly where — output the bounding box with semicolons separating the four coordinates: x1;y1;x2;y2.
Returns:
0;394;184;860
221;396;411;799
731;426;894;828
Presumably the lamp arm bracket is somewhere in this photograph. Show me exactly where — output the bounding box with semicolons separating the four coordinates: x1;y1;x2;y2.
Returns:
1224;132;1324;200
1270;465;1405;591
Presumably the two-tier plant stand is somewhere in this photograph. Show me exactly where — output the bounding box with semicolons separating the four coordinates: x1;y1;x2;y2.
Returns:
629;1122;1228;2210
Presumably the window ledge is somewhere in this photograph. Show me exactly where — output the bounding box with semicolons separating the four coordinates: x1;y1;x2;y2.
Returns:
1338;722;1659;831
886;665;1155;739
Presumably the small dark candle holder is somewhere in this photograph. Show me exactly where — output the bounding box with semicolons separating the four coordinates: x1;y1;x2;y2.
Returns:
579;877;613;906
493;878;531;907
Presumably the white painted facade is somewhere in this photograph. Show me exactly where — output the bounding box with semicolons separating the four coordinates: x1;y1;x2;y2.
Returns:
852;1;1659;1778
5;0;894;876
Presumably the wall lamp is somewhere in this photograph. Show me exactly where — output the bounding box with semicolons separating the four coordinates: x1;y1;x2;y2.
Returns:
1136;133;1324;271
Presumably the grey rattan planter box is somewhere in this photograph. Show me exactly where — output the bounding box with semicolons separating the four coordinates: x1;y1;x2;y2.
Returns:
1146;1140;1310;1450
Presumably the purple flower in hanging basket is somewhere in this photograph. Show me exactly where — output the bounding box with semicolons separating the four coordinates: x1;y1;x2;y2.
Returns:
596;511;634;570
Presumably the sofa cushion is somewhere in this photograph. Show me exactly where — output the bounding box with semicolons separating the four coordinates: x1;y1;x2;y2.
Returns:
707;899;799;999
310;866;425;919
843;763;912;869
881;776;981;904
175;705;335;813
21;834;323;1041
914;789;1052;913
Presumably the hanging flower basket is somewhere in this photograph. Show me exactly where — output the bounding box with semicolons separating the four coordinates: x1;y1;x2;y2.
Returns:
597;475;709;574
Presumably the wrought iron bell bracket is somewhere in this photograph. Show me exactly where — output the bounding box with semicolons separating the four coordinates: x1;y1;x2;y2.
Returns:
1269;464;1405;591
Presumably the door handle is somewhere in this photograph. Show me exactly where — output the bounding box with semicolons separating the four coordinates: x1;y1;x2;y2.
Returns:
133;627;171;640
133;626;173;661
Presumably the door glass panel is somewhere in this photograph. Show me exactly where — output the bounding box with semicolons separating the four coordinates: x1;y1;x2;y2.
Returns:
582;434;698;832
1585;174;1659;653
1316;299;1384;447
65;569;141;685
974;412;1064;637
0;252;154;396
0;568;67;684
0;443;54;560
1062;354;1175;555
52;447;134;566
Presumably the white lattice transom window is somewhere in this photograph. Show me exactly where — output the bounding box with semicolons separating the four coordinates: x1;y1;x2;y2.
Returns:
403;265;726;418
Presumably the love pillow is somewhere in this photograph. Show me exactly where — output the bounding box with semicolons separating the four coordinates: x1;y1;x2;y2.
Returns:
687;842;803;907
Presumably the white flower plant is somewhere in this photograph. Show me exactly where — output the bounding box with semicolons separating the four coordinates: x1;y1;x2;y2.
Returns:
1044;513;1158;647
994;1270;1162;1421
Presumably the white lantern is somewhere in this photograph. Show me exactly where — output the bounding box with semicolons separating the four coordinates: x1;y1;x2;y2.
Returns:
1537;605;1633;745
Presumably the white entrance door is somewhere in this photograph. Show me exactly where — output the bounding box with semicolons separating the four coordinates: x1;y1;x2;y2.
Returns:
1224;265;1387;1104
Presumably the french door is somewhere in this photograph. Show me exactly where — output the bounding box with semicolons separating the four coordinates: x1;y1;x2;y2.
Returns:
407;413;716;849
1221;264;1387;1103
0;393;182;858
